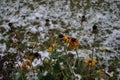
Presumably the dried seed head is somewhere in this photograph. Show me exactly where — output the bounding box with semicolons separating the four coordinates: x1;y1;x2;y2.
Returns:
34;52;41;58
82;15;85;18
92;25;98;34
45;19;50;26
93;25;97;31
45;19;49;22
8;22;13;27
59;34;64;38
71;38;76;42
81;15;86;22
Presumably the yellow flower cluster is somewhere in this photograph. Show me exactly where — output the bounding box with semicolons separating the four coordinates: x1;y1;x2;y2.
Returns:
24;52;41;61
24;53;34;61
48;34;78;51
62;34;79;49
84;56;97;67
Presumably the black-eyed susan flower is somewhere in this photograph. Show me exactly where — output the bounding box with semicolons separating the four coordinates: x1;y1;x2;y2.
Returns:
48;46;53;52
58;34;79;49
21;60;33;72
59;34;64;38
84;56;97;67
63;35;70;44
48;40;57;52
69;37;79;49
59;34;70;44
24;52;41;61
24;53;35;61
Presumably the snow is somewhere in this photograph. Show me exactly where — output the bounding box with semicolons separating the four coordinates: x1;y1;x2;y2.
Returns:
103;30;120;47
38;27;43;32
38;51;50;60
8;47;17;53
0;0;119;79
29;27;38;34
73;72;82;80
43;71;48;76
32;58;42;67
0;43;6;53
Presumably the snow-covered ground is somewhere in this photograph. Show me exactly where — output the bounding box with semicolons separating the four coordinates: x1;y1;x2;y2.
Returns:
0;0;120;79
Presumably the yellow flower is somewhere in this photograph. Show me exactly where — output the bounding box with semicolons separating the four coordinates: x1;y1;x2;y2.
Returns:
72;38;78;49
43;58;50;65
69;38;78;49
63;35;70;44
53;40;57;46
59;34;79;49
97;69;104;78
48;40;57;52
21;61;33;72
24;53;34;61
48;46;53;52
84;56;97;67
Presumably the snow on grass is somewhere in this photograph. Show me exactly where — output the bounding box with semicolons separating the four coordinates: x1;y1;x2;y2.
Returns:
38;51;50;59
0;0;119;79
0;43;6;53
103;30;120;48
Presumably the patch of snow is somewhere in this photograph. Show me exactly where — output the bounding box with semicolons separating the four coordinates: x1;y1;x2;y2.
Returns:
30;27;38;34
73;72;82;80
0;43;6;53
38;51;50;60
0;53;4;57
43;71;48;76
103;30;120;47
38;27;43;32
32;58;42;67
8;48;17;53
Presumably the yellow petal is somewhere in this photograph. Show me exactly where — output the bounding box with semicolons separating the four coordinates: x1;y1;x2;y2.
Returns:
48;46;53;52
